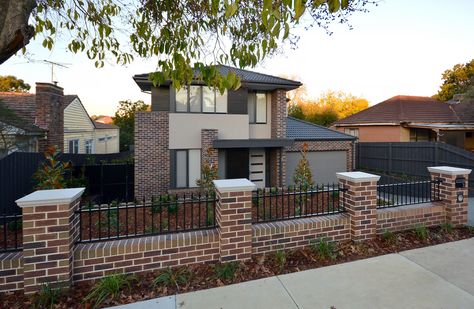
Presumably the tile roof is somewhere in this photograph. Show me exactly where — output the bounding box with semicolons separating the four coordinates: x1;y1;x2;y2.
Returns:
334;95;461;125
452;101;474;124
0;92;36;123
93;121;119;129
286;117;356;141
133;65;302;91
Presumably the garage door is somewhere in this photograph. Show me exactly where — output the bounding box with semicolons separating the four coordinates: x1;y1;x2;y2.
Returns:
286;151;347;185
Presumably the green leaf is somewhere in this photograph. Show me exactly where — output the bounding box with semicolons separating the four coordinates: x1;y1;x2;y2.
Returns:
341;0;349;9
328;0;341;13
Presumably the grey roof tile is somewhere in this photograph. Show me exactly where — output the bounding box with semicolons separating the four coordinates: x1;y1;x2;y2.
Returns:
286;117;356;141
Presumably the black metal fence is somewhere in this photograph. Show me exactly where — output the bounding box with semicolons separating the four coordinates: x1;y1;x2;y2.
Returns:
76;193;217;243
0;213;22;253
377;179;442;208
252;184;347;223
357;142;474;196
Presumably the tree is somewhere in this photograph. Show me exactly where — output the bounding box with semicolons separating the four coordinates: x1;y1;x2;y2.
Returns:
293;142;313;190
0;75;31;92
288;90;368;126
0;99;23;157
433;59;474;101
1;0;374;89
113;100;149;151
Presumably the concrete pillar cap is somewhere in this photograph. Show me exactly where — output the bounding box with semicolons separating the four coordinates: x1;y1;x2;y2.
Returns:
336;171;380;183
427;166;472;176
213;179;256;193
16;188;85;207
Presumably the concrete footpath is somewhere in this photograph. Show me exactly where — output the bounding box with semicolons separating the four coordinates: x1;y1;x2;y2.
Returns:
111;238;474;309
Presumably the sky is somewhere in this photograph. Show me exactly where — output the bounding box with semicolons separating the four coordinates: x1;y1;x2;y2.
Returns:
1;0;474;116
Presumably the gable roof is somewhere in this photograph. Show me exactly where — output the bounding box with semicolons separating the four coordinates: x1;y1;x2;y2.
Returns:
286;117;356;141
63;95;79;109
334;95;461;126
133;65;302;91
93;121;119;129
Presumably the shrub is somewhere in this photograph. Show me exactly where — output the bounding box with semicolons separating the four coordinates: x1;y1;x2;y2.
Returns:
213;262;239;281
440;223;453;234
84;273;136;308
33;146;71;190
382;229;396;244
292;142;314;190
196;147;218;194
311;238;337;260
153;267;190;291
414;224;429;241
7;220;22;232
34;283;62;309
273;250;286;271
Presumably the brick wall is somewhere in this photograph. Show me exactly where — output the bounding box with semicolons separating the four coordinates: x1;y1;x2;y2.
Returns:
269;90;288;186
269;148;286;187
0;252;23;292
287;140;355;171
377;203;446;233
35;83;64;152
253;214;350;254
73;230;219;283
201;129;218;168
135;112;170;198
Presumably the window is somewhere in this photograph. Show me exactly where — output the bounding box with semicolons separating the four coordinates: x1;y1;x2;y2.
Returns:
175;86;227;113
410;128;435;142
344;128;359;138
175;149;201;188
68;139;79;154
85;139;93;154
248;92;267;123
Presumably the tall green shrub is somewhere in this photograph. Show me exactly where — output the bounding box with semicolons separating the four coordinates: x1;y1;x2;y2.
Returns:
33;146;72;190
196;147;218;194
293;142;314;190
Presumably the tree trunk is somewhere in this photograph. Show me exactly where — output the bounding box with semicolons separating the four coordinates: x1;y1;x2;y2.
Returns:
0;0;37;65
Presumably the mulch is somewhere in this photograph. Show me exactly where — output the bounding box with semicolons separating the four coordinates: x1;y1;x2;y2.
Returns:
1;225;473;309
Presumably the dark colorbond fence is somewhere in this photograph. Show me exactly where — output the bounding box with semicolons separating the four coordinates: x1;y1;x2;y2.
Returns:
357;142;474;195
252;184;347;223
377;179;442;208
76;193;217;243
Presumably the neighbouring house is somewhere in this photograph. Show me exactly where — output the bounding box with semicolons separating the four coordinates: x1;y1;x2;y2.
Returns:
94;115;114;124
332;95;474;151
0;82;120;156
63;95;119;154
133;65;356;196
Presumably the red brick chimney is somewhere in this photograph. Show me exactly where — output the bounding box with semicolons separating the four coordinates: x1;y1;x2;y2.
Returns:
35;82;64;152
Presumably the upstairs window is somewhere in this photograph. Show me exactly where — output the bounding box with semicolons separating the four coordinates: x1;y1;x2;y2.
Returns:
248;92;267;124
175;86;227;113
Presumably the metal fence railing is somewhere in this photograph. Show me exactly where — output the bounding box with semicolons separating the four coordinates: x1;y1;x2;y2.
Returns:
0;212;22;253
252;184;347;223
75;193;217;243
377;179;442;208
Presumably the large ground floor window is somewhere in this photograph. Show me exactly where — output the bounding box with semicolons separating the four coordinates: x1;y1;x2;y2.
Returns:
174;149;201;188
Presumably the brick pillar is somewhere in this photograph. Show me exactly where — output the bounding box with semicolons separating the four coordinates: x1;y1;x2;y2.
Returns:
134;111;170;198
16;188;84;294
428;166;471;227
336;171;380;241
271;89;287;187
213;179;256;262
201;129;218;168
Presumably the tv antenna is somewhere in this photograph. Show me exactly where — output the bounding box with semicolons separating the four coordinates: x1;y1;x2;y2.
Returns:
42;60;70;84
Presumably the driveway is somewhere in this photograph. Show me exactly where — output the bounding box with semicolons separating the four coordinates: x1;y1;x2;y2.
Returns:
111;238;474;309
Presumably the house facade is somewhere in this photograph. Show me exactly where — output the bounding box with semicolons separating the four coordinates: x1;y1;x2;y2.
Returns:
134;66;356;197
332;95;474;151
0;82;120;156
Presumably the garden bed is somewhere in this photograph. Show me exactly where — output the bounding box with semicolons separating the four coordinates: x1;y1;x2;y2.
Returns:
1;225;473;309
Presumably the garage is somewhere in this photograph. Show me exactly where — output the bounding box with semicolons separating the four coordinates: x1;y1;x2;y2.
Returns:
285;117;357;185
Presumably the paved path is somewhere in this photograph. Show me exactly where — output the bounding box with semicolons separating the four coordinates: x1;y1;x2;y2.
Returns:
111;238;474;309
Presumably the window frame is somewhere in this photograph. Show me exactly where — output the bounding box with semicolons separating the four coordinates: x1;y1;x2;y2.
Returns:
248;92;267;124
174;86;227;114
85;139;94;154
68;139;79;154
174;149;202;188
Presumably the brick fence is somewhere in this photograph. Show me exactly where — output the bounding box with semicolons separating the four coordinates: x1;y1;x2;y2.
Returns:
0;166;470;294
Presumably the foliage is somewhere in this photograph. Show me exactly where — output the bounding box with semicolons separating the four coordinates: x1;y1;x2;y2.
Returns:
196;147;219;194
113;100;149;151
7;220;22;232
34;283;63;309
288;90;369;126
293;143;314;190
440;223;453;234
33;145;72;190
0;99;24;157
382;229;396;244
0;75;31;92
1;0;374;89
273;250;287;272
153;267;190;291
433;59;474;101
84;273;136;308
311;238;337;260
213;262;239;281
414;224;429;241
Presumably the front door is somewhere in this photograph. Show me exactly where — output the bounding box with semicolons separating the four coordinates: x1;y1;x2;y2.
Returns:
249;148;266;188
226;149;249;179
